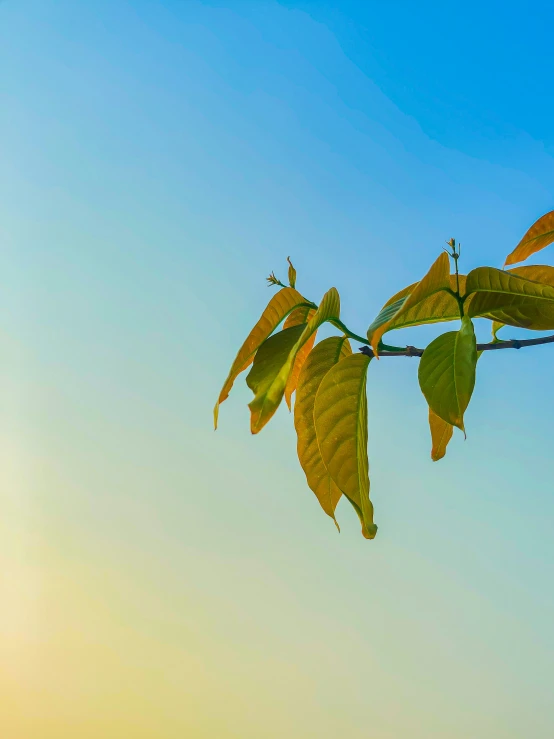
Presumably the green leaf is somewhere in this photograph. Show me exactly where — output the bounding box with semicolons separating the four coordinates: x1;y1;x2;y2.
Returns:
284;331;317;410
287;256;297;288
214;287;310;427
294;336;352;528
466;266;554;300
282;307;317;410
249;287;341;434
504;211;554;266
246;324;306;398
368;274;465;340
485;266;554;335
369;252;451;354
418;316;477;432
466;266;554;331
428;408;453;461
313;353;377;539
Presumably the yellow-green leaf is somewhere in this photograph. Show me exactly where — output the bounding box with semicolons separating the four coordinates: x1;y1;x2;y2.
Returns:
249;288;341;434
284;331;317;410
504;211;554;266
283;305;313;329
466;266;554;300
418;316;477;432
287;256;297;289
466;266;554;331
313;353;377;539
246;324;306;398
368;274;466;339
283;307;317;409
491;320;503;340
294;336;352;527
487;265;554;336
428;408;453;461
481;299;554;333
214;287;309;427
508;264;554;285
369;252;451;354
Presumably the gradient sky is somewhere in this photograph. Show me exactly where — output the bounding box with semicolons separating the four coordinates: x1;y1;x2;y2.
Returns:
2;2;554;737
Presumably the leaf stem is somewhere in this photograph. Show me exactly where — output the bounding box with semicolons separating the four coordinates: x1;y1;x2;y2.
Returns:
330;319;370;345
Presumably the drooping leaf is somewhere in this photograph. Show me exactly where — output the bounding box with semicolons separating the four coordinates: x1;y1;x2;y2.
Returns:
504;211;554;266
214;287;310;427
428;408;453;461
282;307;317;410
249;288;341;434
466;266;554;331
287;256;297;288
284;332;317;410
313;353;377;539
368;274;466;340
418;316;477;432
368;252;451;354
246;324;306;398
426;342;484;458
294;336;352;527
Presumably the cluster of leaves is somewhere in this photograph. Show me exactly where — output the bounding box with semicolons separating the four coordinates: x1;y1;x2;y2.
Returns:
215;212;554;538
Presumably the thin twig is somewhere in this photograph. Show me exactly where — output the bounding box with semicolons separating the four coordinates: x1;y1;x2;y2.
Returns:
359;333;554;358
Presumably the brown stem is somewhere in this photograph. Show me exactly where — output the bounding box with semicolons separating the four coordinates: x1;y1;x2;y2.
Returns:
359;333;554;358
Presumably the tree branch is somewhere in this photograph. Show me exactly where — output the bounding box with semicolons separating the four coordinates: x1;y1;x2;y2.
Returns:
359;333;554;358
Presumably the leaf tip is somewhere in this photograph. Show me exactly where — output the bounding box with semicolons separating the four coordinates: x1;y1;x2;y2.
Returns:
361;522;378;540
284;390;292;411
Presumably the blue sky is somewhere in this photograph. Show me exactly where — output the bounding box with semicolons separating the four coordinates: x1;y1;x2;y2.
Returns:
2;2;554;737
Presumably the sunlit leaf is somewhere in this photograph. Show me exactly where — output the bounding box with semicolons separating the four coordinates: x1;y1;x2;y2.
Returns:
478;299;554;333
491;320;503;339
313;353;377;539
486;266;554;336
428;408;453;461
285;332;317;410
283;307;317;409
418;316;477;432
368;274;466;340
466;266;554;331
466;266;554;300
368;252;451;353
508;264;554;285
214;287;310;427
249;288;341;434
283;305;313;329
504;211;554;266
246;324;306;399
287;256;297;288
294;336;352;527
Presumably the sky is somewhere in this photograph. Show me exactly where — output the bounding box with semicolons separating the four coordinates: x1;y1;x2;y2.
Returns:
2;1;554;737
